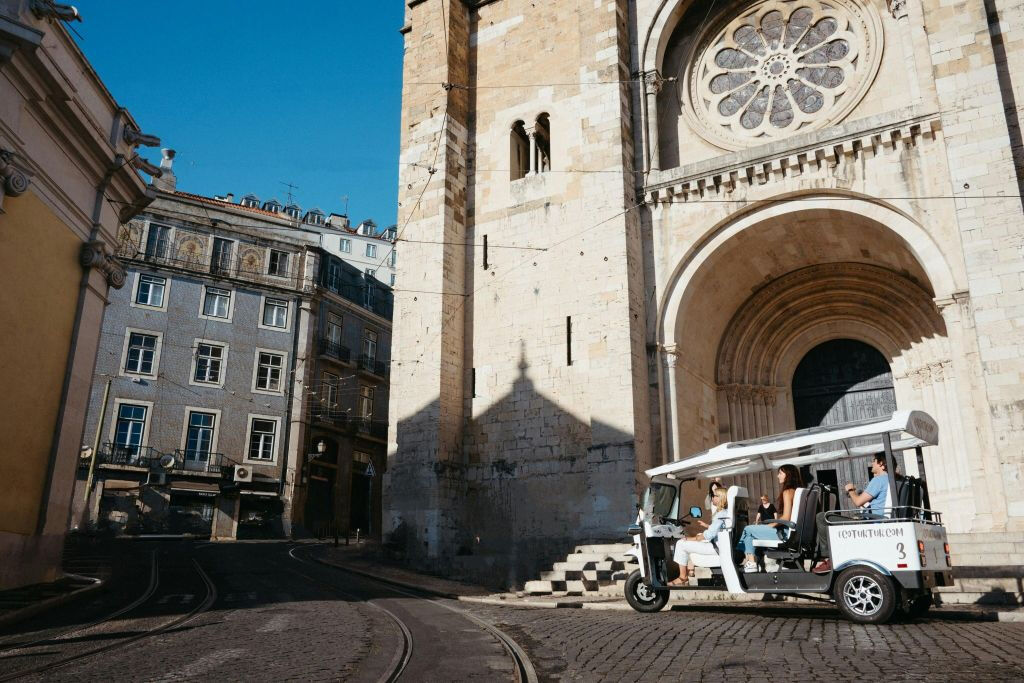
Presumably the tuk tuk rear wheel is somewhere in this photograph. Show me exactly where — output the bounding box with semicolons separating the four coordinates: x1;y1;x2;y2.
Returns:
833;566;897;624
624;569;669;613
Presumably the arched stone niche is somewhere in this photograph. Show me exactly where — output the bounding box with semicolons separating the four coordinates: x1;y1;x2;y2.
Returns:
655;199;992;531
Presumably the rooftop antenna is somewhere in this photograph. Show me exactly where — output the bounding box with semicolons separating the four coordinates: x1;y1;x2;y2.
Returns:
280;181;299;206
340;195;349;216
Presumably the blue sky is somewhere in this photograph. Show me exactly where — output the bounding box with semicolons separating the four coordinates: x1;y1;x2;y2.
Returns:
72;1;405;228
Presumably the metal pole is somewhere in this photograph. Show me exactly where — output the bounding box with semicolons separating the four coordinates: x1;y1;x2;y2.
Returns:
83;378;112;511
881;432;898;515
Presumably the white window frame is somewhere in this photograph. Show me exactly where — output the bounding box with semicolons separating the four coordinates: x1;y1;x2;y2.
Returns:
267;249;290;277
188;338;229;388
178;406;222;457
244;413;281;464
119;327;163;379
258;295;291;332
130;272;170;311
106;398;155;449
325;312;343;347
199;285;235;323
358;384;374;418
252;347;288;396
365;243;377;258
340;238;351;253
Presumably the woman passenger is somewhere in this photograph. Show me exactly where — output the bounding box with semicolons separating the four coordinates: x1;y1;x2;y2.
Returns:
698;480;723;529
735;464;802;573
669;486;729;586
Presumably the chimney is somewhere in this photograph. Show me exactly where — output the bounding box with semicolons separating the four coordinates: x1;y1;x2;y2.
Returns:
153;148;177;192
226;193;235;203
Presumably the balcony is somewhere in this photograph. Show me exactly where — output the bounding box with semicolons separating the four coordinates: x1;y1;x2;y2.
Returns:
318;338;352;363
92;443;160;468
357;354;387;377
310;405;348;426
352;416;387;440
90;444;232;476
172;449;231;475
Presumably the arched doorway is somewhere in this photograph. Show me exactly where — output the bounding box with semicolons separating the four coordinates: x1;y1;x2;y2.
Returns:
792;339;896;429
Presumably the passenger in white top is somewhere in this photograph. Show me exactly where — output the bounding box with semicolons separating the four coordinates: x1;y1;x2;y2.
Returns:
670;487;729;586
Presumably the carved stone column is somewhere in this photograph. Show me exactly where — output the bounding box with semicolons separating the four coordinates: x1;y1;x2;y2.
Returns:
526;126;537;176
644;71;663;172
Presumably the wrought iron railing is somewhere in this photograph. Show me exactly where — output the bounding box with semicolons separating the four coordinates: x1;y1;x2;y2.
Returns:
93;443;160;468
171;449;230;474
318;338;352;363
357;354;387;377
310;405;348;424
352;417;388;439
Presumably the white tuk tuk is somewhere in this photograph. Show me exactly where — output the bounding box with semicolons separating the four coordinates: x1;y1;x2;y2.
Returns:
624;410;954;624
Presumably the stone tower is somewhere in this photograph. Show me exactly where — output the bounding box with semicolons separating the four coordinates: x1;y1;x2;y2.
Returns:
388;0;1024;587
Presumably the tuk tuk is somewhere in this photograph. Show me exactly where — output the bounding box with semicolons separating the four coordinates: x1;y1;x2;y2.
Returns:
624;410;954;624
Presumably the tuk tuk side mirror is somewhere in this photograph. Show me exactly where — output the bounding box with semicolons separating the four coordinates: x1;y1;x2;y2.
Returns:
690;506;703;519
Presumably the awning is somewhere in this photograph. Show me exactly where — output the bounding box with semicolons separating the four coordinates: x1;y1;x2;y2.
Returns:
169;481;220;497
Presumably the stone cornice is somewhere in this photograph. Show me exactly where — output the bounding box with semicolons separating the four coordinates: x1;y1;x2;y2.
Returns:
644;109;943;203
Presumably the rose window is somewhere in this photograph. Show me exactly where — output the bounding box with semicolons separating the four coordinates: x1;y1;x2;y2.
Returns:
683;0;881;150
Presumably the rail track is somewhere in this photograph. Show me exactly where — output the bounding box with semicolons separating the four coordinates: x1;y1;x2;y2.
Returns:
287;544;537;683
0;555;216;681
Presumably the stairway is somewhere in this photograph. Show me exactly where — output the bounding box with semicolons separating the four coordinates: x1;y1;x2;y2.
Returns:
937;532;1024;606
524;543;633;596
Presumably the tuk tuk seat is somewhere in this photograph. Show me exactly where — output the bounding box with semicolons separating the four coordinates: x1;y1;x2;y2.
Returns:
693;485;749;568
751;486;820;560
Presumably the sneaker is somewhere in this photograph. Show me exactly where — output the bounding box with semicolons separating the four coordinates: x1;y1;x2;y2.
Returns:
743;561;758;573
812;559;832;574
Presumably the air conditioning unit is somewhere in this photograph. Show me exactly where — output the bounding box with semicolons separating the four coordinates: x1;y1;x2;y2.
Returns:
234;465;253;483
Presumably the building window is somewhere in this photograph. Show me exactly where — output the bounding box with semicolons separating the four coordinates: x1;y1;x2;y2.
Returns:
535;113;551;173
144;224;171;261
511;120;530;180
268;250;289;276
340;238;351;253
358;385;374;418
124;332;158;375
202;286;232;319
326;313;343;346
327;261;341;291
262;298;289;328
211;237;232;274
365;244;377;258
255;351;284;392
362;329;378;362
193;343;225;384
136;274;166;307
323;372;340;416
247;418;277;461
184;411;216;463
390;250;397;266
390;273;396;286
113;403;147;454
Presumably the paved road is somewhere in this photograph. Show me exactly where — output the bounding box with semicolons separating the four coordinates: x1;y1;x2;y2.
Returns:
1;541;1021;681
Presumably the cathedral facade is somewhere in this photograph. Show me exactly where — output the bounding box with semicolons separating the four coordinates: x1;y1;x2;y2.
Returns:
387;0;1024;586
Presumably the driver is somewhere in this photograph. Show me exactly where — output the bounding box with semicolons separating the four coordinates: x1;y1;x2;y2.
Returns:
813;452;890;574
669;487;729;586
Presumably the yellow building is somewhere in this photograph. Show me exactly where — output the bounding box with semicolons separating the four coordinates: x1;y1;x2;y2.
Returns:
0;3;155;589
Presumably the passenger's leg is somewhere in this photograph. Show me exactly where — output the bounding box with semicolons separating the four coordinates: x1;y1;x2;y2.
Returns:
815;511;829;558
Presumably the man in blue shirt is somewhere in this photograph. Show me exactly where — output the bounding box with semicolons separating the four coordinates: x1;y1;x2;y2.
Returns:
813;452;890;574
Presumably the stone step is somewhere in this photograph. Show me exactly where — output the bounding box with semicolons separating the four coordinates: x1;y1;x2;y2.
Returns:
948;532;1023;543
939;577;1022;593
935;591;1022;606
541;568;627;582
551;560;626;572
562;552;630;563
573;543;633;555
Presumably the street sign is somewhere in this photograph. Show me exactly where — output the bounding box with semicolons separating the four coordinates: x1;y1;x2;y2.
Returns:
365;461;376;478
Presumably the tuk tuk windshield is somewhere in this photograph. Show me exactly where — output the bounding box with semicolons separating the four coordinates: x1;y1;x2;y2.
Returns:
644;483;679;520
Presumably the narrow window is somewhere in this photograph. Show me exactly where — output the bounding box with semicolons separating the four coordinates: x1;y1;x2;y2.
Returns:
341;238;351;253
262;297;289;328
136;274;166;307
366;244;377;258
483;235;489;270
184;411;216;464
113;403;147;458
322;372;341;418
268;249;289;276
389;273;396;286
125;333;157;375
566;316;572;366
390;250;397;266
248;419;277;461
193;343;225;384
535;113;551;173
144;225;170;261
358;385;374;418
510;121;529;180
362;329;378;363
327;260;341;290
471;367;476;398
325;313;343;347
210;237;232;274
255;352;284;391
202;287;231;318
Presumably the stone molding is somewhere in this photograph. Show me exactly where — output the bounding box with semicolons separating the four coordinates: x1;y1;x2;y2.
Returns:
79;240;126;289
0;149;30;213
645;112;942;202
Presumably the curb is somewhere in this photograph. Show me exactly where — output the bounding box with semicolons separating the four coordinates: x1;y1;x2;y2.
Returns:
311;554;468;600
0;574;104;630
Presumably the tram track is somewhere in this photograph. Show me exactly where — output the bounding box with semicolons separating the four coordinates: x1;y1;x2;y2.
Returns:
0;556;217;681
287;544;537;683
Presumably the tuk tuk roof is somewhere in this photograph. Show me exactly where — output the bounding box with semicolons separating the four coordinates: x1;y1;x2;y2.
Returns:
645;410;938;480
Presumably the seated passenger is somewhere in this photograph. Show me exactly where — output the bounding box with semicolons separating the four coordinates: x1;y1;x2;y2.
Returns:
813;452;890;574
735;464;802;573
697;480;724;529
670;487;729;586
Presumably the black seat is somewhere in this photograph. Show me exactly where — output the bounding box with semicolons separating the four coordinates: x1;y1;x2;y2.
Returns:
894;475;929;521
764;485;821;563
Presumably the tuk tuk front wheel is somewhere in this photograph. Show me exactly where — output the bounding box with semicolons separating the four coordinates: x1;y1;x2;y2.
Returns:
833;566;897;624
624;569;669;613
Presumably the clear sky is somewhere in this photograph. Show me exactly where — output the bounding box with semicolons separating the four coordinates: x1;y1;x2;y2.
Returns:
72;1;406;228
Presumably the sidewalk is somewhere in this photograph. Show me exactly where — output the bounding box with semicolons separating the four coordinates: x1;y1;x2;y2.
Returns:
309;544;1024;623
0;574;103;630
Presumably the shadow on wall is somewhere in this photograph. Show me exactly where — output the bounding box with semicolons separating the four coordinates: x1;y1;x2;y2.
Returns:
383;353;637;591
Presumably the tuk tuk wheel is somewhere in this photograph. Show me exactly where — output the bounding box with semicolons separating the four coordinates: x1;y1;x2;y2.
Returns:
833;566;897;624
624;569;669;613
